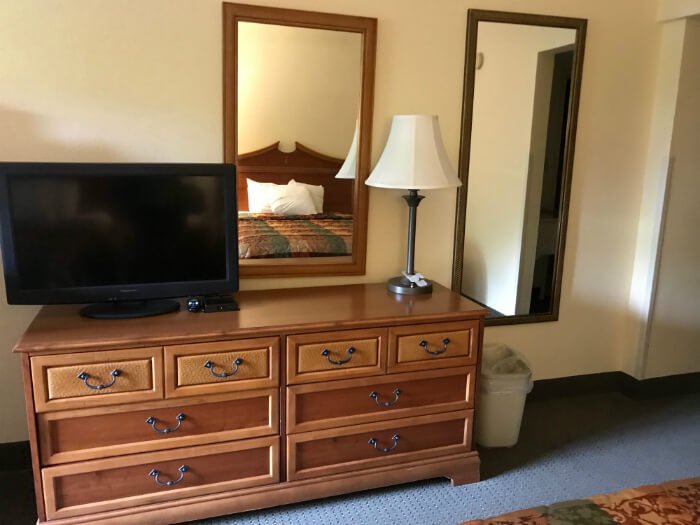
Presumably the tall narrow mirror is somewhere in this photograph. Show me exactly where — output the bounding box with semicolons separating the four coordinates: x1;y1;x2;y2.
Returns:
452;10;587;324
223;4;376;277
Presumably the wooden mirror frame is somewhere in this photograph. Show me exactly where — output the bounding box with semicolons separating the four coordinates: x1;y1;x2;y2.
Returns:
223;3;376;278
451;9;587;325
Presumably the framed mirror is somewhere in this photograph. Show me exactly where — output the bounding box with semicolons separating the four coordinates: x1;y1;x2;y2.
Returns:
223;3;376;277
452;10;587;325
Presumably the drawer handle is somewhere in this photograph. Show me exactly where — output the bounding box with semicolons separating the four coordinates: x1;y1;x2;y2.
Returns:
145;413;185;434
149;465;188;487
368;434;400;453
76;369;121;390
419;338;450;355
203;357;243;378
369;388;401;408
321;346;355;365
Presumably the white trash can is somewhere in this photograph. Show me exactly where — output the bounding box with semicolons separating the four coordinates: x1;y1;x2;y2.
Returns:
476;343;533;447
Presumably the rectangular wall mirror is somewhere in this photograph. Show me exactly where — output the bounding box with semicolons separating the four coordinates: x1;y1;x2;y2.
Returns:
452;10;587;325
223;3;376;277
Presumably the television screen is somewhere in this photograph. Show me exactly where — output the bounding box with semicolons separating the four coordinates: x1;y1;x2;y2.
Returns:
0;163;238;317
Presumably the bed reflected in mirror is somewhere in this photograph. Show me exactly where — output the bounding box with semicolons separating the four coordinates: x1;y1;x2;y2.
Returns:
223;4;376;277
236;22;360;262
236;141;355;261
452;10;587;325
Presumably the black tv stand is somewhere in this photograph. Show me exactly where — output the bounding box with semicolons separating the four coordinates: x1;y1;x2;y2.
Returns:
80;299;180;319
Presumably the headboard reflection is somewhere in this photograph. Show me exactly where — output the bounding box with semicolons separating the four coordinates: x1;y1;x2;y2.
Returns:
236;142;353;214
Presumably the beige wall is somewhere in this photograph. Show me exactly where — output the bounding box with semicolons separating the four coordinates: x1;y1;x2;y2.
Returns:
0;0;660;443
622;19;686;377
0;257;38;442
645;17;700;378
658;0;700;21
237;22;361;157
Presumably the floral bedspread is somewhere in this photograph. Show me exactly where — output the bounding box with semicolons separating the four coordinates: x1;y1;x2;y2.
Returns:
462;477;700;525
238;212;352;259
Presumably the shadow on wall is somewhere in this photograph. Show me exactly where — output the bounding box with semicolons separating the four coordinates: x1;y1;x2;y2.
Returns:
0;105;123;443
619;295;700;379
0;105;121;161
642;314;700;378
461;243;486;300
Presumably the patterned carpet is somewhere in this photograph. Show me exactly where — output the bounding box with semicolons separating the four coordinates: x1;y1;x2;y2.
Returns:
195;392;700;525
462;477;700;524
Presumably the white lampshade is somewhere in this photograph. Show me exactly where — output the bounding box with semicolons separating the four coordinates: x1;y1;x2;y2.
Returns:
335;124;358;179
365;115;461;190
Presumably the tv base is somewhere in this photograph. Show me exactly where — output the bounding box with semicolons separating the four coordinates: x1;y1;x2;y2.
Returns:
80;299;180;319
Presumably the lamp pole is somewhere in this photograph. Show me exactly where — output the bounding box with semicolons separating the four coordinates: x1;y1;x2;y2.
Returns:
403;189;424;276
386;189;432;295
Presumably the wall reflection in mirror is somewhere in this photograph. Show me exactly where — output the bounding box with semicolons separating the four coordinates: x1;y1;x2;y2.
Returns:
236;22;361;261
453;11;587;324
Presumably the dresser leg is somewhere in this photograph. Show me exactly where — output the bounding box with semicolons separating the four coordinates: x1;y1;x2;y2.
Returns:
446;456;481;486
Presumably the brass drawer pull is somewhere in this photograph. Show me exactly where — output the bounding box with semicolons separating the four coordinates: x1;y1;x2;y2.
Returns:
368;434;400;453
203;357;243;378
321;346;355;365
76;369;121;390
369;388;401;408
145;413;185;434
419;338;450;355
149;465;188;487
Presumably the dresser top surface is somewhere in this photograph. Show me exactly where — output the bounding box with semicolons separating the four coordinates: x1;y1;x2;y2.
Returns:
14;283;487;354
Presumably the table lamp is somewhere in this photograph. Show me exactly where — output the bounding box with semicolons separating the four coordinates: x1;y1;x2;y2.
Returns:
335;124;358;179
365;115;461;294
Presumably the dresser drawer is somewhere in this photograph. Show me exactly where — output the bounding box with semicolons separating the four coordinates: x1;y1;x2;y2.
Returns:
287;328;386;384
164;337;279;397
38;389;279;465
30;348;163;412
388;321;478;373
42;436;279;520
287;411;472;481
287;368;475;433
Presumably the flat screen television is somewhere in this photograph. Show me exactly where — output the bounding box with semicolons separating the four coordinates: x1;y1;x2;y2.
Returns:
0;162;238;319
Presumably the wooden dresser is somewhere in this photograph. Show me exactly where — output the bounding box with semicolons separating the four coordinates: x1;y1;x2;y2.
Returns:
14;283;487;524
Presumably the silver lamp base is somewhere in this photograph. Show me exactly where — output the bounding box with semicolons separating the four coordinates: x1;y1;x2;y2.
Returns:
386;276;433;295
